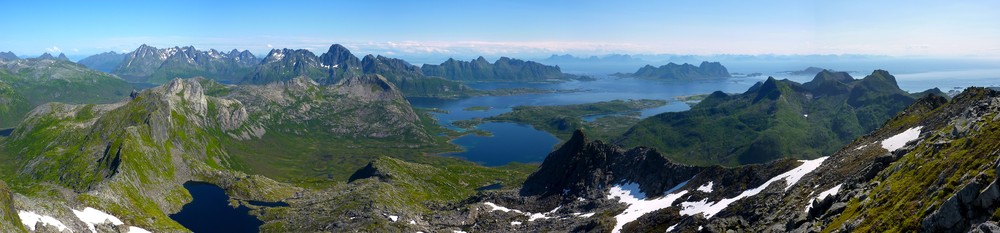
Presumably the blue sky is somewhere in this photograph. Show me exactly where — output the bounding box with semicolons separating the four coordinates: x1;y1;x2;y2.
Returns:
1;0;998;59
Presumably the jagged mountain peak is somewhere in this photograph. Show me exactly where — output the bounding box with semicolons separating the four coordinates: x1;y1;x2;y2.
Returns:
752;76;787;103
320;44;360;68
521;129;701;199
802;70;854;96
0;51;18;61
36;53;55;60
859;69;901;90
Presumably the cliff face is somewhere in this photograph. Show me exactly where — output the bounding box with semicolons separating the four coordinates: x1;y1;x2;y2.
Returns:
0;181;25;233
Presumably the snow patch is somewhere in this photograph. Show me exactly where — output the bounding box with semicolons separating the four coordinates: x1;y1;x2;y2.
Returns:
805;184;843;212
73;207;125;233
387;215;398;222
484;202;523;214
881;127;922;151
679;157;828;218
607;181;690;233
511;221;522;226
816;184;842;200
579;212;595;218
128;226;153;233
483;202;558;222
666;223;678;232
697;182;714;193
409;220;416;225
18;211;69;232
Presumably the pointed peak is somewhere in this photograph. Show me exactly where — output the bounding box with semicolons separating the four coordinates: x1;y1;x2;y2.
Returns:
328;44;350;52
569;129;588;145
860;69;900;90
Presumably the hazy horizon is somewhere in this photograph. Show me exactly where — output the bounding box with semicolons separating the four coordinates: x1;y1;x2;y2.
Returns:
2;0;999;60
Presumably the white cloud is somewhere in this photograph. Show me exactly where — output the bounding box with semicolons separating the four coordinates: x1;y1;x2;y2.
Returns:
45;46;61;53
267;44;273;48
72;48;79;52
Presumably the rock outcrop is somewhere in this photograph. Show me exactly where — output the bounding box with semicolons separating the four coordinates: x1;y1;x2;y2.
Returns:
521;130;702;199
0;181;25;232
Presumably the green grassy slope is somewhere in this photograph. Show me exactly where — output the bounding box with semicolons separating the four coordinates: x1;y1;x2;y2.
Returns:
617;70;918;166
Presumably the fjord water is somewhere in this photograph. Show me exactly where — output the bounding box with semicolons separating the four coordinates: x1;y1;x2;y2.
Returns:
170;182;263;233
411;76;764;166
413;70;1000;166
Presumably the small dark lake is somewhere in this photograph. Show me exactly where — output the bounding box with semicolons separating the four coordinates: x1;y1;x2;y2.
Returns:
0;128;12;137
169;182;264;233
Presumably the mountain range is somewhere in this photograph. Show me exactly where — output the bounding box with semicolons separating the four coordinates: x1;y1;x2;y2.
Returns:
616;70;937;166
77;51;127;73
100;44;479;98
0;52;18;61
0;56;132;128
114;44;258;83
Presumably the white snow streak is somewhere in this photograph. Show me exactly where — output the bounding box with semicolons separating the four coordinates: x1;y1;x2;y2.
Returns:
679;157;827;218
128;226;153;233
805;184;843;213
18;211;68;232
881;127;922;151
697;182;714;193
73;207;125;233
607;181;690;233
483;202;558;222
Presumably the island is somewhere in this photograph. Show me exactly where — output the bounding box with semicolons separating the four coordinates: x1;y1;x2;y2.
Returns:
614;61;731;80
